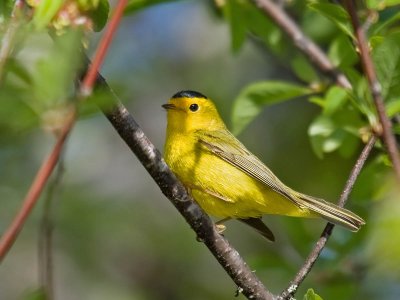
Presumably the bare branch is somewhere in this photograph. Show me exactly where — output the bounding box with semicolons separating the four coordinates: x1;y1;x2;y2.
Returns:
279;135;377;299
251;0;352;89
92;72;275;300
343;0;400;182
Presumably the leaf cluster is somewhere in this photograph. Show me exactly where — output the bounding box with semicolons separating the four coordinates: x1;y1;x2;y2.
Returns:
221;0;400;160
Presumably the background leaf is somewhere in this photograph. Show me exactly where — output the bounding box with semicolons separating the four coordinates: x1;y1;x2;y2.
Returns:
308;2;354;39
291;55;319;83
328;34;358;68
303;288;324;300
88;0;110;31
31;0;64;30
323;86;348;115
372;32;400;102
32;29;83;109
366;0;400;9
125;0;183;13
231;81;312;134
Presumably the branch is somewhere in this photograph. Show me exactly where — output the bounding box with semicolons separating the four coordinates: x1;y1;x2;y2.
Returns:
92;72;275;300
279;135;377;299
251;0;352;89
343;0;400;182
0;109;76;262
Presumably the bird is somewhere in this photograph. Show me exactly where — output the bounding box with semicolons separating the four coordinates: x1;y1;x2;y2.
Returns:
162;90;365;241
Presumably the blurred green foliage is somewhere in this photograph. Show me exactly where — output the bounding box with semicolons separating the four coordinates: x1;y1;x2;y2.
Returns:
0;1;399;300
303;289;323;300
226;0;400;159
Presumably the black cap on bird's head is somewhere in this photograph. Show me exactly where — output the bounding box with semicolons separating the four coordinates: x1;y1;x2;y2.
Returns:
171;90;208;100
163;90;225;131
163;90;209;111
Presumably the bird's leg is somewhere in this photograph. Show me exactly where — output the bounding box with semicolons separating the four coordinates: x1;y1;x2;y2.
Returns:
215;217;231;234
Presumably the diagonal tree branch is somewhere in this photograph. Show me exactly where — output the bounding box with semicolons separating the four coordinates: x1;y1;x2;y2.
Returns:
279;135;377;299
343;0;400;182
251;0;352;89
92;72;275;300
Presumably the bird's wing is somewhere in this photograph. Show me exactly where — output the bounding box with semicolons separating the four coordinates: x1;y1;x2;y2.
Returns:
196;130;302;207
196;130;365;232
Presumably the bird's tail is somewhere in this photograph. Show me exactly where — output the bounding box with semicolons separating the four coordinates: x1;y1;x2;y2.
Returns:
296;193;365;231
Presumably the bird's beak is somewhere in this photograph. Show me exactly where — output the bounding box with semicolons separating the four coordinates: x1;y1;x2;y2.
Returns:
162;103;176;110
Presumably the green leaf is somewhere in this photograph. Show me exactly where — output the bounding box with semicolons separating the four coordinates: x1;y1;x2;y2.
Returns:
222;0;282;53
303;288;324;300
371;11;400;34
32;0;64;30
309;96;324;108
338;130;360;157
88;0;109;31
125;0;183;14
5;58;33;85
231;81;312;134
291;55;319;83
322;129;345;153
308;115;335;137
32;29;83;109
323;86;348;115
0;86;38;135
211;0;288;55
308;3;354;39
77;0;100;10
241;4;283;54
0;0;14;18
308;115;340;158
372;32;400;101
22;288;47;300
223;0;247;52
328;35;358;68
308;100;365;158
386;98;400;117
366;0;400;10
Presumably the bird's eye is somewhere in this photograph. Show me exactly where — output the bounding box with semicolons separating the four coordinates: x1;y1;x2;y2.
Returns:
189;103;199;112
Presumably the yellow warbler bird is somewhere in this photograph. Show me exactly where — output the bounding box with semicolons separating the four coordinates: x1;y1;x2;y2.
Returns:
162;90;365;241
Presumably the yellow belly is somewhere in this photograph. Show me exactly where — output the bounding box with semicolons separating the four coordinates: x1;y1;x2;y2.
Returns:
164;134;314;219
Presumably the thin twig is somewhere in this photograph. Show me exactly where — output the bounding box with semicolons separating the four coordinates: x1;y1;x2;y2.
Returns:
343;0;400;182
251;0;352;89
0;109;76;263
0;0;25;83
91;71;275;300
38;159;65;300
279;135;377;299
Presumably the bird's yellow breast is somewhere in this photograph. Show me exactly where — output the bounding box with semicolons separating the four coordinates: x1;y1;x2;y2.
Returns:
164;132;311;219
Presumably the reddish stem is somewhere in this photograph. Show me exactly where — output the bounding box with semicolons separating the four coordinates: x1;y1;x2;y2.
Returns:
0;111;76;262
80;0;129;95
343;0;400;182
